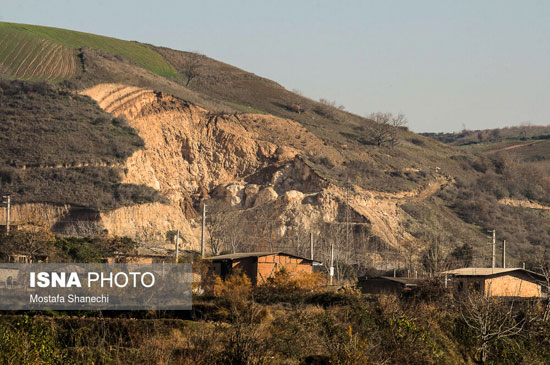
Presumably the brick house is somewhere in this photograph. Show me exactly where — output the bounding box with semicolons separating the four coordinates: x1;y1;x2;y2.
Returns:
206;252;320;285
441;268;546;298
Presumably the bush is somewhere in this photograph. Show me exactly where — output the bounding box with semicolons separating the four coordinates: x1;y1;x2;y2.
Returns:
263;267;324;292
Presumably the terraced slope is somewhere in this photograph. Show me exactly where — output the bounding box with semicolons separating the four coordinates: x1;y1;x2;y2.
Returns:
0;31;77;81
0;22;178;80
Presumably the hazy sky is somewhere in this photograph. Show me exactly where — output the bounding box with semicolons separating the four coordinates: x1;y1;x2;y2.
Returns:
1;0;549;132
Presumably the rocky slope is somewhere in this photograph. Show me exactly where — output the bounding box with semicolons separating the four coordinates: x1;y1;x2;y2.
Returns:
59;83;454;262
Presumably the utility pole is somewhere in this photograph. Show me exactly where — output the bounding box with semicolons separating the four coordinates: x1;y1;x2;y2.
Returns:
488;229;496;269
175;229;180;263
329;243;334;285
2;195;10;235
344;178;351;250
502;240;506;268
201;203;206;258
310;232;314;260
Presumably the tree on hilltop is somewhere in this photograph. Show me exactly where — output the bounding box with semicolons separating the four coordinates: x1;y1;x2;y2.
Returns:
182;52;203;87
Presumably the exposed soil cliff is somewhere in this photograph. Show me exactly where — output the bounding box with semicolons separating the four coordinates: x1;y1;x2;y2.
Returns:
0;82;454;259
72;84;450;254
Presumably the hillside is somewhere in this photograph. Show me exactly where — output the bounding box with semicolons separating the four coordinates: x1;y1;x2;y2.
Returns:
1;22;549;271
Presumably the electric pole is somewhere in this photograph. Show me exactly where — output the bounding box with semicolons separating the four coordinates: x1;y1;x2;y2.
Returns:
345;178;351;250
175;229;180;263
310;232;314;260
488;229;496;269
2;195;10;235
201;203;206;258
329;243;334;285
502;240;506;268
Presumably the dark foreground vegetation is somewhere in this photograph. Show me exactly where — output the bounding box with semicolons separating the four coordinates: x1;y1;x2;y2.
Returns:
1;270;550;364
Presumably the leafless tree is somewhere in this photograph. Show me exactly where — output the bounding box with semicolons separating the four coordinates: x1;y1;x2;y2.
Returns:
368;112;407;147
316;221;355;283
388;113;407;147
0;229;55;262
421;235;449;276
182;52;203;87
519;121;531;139
368;112;392;147
206;200;240;255
536;249;550;321
460;292;526;363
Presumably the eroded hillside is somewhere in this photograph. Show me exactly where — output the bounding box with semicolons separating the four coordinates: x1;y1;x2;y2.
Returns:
4;22;550;269
73;84;474;265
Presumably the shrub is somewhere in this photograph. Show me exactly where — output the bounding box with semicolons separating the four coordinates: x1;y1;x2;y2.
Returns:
213;271;252;299
263;267;324;291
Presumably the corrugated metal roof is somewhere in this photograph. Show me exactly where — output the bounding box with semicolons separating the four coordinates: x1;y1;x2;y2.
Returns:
205;251;320;264
441;267;545;280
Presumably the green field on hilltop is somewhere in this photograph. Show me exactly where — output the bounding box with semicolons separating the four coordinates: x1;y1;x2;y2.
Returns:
0;22;178;79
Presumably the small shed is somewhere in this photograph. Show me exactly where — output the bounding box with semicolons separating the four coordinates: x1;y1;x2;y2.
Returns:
206;251;320;285
441;268;545;298
358;276;420;295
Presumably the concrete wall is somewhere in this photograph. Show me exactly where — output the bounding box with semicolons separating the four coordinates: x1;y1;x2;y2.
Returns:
453;273;542;298
485;275;541;297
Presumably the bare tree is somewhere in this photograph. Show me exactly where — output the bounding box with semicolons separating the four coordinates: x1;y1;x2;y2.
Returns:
182;52;203;87
368;112;407;147
0;229;56;262
536;249;550;321
206;200;236;255
316;221;355;283
421;235;449;276
388;113;407;147
460;292;526;363
519;121;531;139
368;112;392;147
205;199;252;255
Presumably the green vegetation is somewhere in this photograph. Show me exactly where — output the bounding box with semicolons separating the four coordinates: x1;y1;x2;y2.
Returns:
0;22;178;79
0;30;77;81
0;231;136;263
422;125;550;146
53;236;136;262
222;100;266;114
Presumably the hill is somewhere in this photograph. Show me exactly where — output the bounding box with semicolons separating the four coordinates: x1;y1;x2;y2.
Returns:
0;22;177;79
1;22;549;272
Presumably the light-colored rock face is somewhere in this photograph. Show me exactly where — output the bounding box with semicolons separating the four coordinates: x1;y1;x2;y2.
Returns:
75;84;338;248
100;203;198;248
254;187;279;207
7;83;452;260
281;190;305;205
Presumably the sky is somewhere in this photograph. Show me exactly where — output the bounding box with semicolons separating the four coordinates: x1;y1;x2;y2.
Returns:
1;0;549;132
